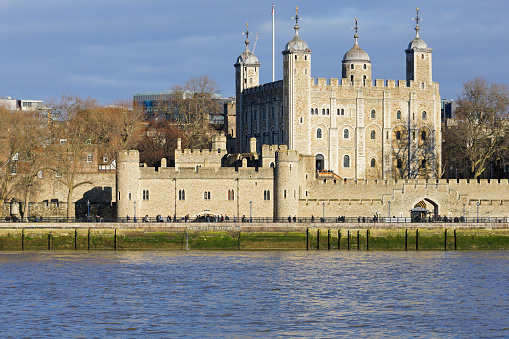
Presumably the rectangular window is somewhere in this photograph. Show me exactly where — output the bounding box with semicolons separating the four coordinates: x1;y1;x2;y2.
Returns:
87;153;93;163
143;190;149;200
10;164;17;175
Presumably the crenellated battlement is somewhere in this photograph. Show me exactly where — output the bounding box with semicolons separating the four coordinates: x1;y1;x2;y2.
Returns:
117;150;140;162
307;77;439;91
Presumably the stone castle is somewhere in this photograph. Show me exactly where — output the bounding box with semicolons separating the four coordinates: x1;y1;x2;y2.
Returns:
115;9;509;221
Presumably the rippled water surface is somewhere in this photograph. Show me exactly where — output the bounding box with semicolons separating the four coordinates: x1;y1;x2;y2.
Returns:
0;250;508;338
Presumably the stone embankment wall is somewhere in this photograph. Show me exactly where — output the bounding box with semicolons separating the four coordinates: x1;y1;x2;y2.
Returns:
1;222;508;251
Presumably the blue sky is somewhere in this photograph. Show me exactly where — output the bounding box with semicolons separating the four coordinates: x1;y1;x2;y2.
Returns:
0;0;507;104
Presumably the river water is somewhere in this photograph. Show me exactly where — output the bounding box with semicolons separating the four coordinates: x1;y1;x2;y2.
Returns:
0;250;507;338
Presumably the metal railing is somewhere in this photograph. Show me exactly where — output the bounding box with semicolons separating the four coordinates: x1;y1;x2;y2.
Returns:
3;216;509;224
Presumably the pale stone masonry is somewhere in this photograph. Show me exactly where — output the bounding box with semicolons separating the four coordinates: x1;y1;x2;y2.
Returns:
115;9;509;221
235;10;441;180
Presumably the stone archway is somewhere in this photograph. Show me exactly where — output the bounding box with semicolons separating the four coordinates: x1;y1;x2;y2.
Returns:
413;199;438;220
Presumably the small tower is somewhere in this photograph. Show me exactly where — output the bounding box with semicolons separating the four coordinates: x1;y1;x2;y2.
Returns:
274;147;300;219
116;150;140;220
342;18;372;86
282;6;311;152
406;7;433;86
235;23;260;153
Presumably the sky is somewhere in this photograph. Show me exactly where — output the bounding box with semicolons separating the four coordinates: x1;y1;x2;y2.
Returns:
0;0;507;105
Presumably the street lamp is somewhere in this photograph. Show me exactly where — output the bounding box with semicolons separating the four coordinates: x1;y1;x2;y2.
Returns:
134;201;137;222
463;203;466;221
322;202;325;222
249;201;252;222
476;201;480;223
87;200;90;222
388;201;391;219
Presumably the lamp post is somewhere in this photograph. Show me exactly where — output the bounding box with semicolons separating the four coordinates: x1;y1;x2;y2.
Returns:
463;203;466;222
388;201;391;219
322;202;325;222
27;202;31;222
476;201;480;223
87;200;90;222
134;201;137;222
249;201;252;222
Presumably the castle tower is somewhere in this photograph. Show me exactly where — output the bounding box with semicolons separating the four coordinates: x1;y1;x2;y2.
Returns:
406;8;433;86
116;150;140;220
342;18;372;86
274;147;300;219
234;23;260;153
282;7;311;152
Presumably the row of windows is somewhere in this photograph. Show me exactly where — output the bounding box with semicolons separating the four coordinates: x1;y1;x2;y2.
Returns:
309;108;428;120
244;105;283;122
315;128;429;141
339;156;426;169
173;189;271;201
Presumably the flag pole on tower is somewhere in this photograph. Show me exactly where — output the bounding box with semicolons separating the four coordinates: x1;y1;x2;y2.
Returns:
272;3;275;82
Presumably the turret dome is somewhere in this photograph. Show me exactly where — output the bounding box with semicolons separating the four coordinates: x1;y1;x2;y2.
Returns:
343;37;370;62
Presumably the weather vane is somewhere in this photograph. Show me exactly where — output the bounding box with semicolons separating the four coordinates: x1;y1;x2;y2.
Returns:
412;7;422;29
351;17;360;37
242;22;250;43
292;6;301;26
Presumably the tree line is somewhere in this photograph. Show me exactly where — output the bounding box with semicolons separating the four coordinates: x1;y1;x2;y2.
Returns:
0;76;223;219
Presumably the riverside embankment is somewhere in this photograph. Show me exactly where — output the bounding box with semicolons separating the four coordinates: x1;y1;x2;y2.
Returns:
0;222;508;251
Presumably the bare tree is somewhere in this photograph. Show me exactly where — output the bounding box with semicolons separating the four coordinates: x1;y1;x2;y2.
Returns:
48;94;99;219
444;77;509;179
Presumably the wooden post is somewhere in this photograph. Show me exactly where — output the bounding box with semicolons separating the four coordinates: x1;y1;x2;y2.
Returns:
327;229;331;250
21;229;25;251
306;228;309;250
405;229;408;251
416;229;419;251
88;228;91;250
48;230;52;251
454;229;457;250
357;230;360;250
366;229;370;251
347;230;350;250
74;229;78;250
444;229;447;251
317;229;320;250
114;228;117;250
338;229;341;250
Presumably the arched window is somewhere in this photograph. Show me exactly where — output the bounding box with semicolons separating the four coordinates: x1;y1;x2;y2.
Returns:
421;131;427;140
397;159;403;168
343;155;350;168
371;110;376;119
421;54;424;59
396;131;401;140
316;128;322;139
322;109;325;115
179;189;185;200
350;64;354;69
310;108;314;115
397;110;401;119
371;158;376;167
326;109;329;115
363;64;367;69
344;129;349;139
363;75;366;86
370;130;376;139
422;111;427;120
341;109;345;115
350;75;354;85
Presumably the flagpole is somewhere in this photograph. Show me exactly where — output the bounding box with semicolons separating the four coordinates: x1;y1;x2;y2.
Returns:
272;3;275;82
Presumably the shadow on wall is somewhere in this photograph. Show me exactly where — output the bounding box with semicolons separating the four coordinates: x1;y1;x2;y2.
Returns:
75;187;116;221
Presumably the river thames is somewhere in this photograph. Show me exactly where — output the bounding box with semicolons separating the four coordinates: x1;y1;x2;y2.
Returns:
0;250;507;338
